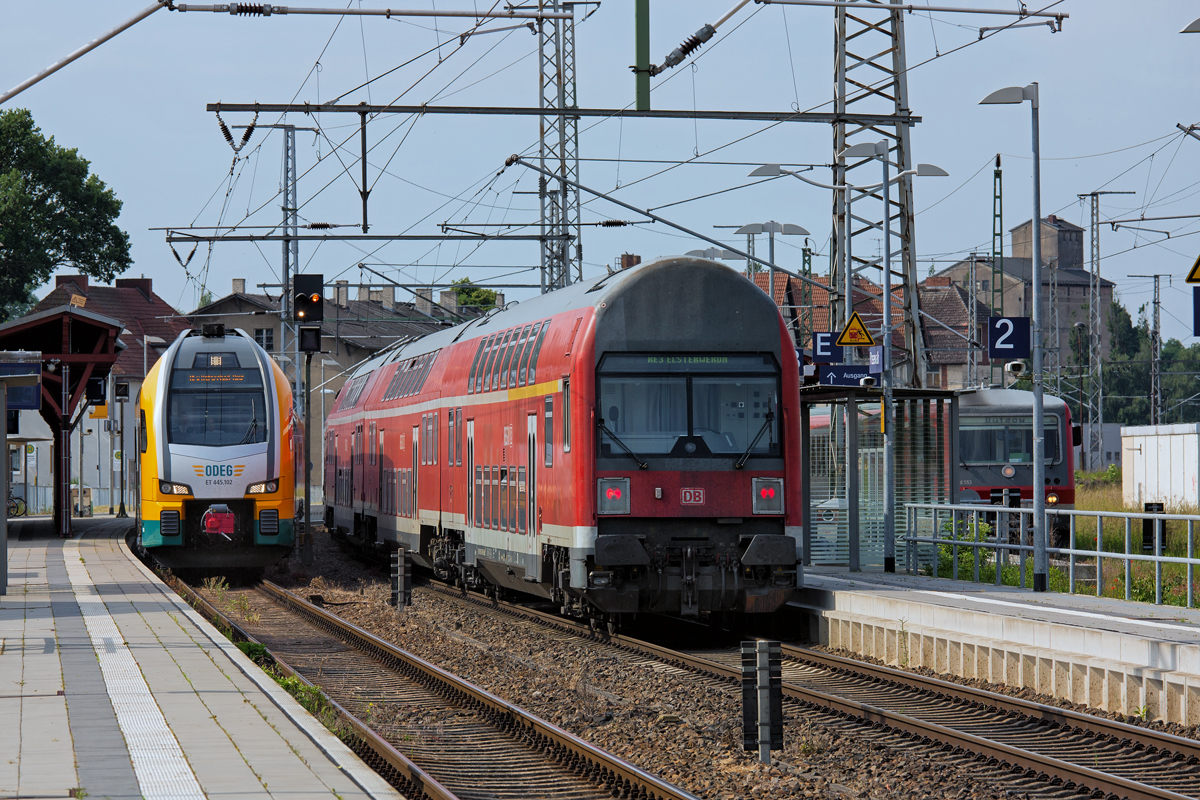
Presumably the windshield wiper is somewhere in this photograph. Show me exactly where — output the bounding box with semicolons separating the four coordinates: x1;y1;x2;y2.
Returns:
239;418;259;445
599;420;649;470
735;410;774;470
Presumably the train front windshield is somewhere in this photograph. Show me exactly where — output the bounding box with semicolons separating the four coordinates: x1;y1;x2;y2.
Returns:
168;360;269;447
597;354;779;456
960;415;1060;465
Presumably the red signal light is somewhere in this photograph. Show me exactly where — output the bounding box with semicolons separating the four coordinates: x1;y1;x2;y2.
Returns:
606;487;622;500
759;487;776;500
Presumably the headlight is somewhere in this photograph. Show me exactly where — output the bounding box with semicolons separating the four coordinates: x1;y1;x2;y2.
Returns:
1001;465;1017;478
246;480;279;495
160;482;192;496
1047;493;1059;506
752;477;785;515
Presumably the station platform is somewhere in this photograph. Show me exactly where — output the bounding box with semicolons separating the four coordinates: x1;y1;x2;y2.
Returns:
793;567;1200;726
1;516;399;800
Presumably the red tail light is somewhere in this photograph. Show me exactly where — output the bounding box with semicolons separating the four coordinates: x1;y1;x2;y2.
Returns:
759;487;776;500
752;478;784;514
606;487;622;500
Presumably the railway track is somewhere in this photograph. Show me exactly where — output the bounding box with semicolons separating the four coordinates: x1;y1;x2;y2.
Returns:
423;582;1200;800
176;577;698;800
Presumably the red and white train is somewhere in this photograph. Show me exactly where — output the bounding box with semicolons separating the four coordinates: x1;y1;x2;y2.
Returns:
324;256;802;624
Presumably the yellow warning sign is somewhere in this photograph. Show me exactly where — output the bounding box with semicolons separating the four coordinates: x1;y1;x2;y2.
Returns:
835;311;876;347
1187;253;1200;284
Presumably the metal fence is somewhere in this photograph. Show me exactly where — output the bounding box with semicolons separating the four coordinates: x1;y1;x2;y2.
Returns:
904;502;1200;608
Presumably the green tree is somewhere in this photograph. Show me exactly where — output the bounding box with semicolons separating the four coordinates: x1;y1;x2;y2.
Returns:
452;277;498;312
0;109;131;322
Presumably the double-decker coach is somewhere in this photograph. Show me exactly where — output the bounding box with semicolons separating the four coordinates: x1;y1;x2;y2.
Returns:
325;255;802;625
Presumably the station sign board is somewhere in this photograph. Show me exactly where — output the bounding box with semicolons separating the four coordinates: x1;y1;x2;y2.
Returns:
0;351;42;410
812;332;843;364
987;317;1031;360
819;364;875;387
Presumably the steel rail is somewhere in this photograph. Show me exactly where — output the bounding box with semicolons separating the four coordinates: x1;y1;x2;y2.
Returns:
780;643;1200;764
420;582;1196;800
259;580;700;800
170;577;459;800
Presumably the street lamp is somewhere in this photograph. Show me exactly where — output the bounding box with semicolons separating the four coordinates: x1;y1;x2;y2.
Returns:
981;81;1048;592
733;222;810;305
752;157;946;574
685;247;740;260
1182;18;1200;32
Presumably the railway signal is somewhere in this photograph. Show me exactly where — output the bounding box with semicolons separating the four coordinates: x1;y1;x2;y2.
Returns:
293;273;324;322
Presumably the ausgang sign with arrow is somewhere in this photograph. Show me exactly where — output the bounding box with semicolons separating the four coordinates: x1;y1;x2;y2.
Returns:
835;312;876;347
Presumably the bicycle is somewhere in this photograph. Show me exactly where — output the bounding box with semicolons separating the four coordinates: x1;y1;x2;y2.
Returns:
7;495;26;518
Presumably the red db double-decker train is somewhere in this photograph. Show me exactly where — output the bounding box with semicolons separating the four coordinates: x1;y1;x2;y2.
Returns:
324;255;802;625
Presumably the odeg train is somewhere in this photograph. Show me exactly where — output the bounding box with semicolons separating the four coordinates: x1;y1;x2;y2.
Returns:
136;325;296;571
325;255;803;626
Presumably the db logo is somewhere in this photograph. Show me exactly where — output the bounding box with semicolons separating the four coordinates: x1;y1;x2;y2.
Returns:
681;488;705;505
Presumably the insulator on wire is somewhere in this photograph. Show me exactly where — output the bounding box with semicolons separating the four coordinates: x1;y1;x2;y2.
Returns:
599;220;631;227
216;113;234;147
229;3;272;15
239;112;258;149
307;222;332;230
169;243;198;269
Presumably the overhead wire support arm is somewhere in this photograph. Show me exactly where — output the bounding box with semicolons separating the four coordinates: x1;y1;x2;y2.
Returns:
504;154;829;295
163;232;567;242
205;102;920;126
754;0;1067;19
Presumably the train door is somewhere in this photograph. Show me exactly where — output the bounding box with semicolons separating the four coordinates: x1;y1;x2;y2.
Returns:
466;419;475;529
378;427;385;511
527;413;539;537
352;423;363;513
411;424;419;522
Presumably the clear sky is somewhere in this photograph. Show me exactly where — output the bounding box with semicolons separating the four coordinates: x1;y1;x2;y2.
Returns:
3;1;1199;344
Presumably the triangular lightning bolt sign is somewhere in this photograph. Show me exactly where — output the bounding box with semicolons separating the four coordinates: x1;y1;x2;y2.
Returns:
1187;252;1200;285
835;311;876;347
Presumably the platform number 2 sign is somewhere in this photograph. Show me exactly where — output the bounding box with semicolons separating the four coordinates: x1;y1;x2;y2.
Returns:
987;316;1031;360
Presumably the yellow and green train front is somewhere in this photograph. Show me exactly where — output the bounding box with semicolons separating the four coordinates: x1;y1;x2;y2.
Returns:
139;330;295;569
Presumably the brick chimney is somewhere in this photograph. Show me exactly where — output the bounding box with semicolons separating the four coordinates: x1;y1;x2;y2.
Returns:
439;289;459;316
357;285;371;302
494;292;505;308
232;278;246;294
620;253;641;270
925;276;951;287
415;288;433;316
115;277;152;298
335;280;349;308
381;286;395;313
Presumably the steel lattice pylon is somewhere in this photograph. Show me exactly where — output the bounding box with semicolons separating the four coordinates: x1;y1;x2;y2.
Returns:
1086;194;1104;469
538;3;581;292
831;1;925;386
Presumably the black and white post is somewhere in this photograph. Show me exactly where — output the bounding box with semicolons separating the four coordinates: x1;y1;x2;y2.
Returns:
742;640;783;764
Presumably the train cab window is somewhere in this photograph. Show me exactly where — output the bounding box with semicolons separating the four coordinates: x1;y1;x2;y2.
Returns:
596;354;780;460
508;325;532;387
562;378;571;454
527;322;550;385
518;322;542;386
544;396;554;468
960;415;1061;465
139;409;147;453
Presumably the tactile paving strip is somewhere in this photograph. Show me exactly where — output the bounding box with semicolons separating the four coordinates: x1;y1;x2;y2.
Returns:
65;539;205;800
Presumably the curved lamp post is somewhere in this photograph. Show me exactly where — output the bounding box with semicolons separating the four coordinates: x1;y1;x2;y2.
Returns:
733;221;810;302
752;156;946;573
980;81;1048;592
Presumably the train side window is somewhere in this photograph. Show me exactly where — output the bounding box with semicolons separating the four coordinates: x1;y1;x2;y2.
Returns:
490;329;514;392
517;466;527;534
508;325;532;387
420;415;427;466
467;337;487;394
433;411;439;465
500;469;509;532
491;466;500;529
518;322;541;386
139;409;147;453
455;408;463;466
508;469;517;532
483;466;492;528
544;395;553;468
476;334;497;393
528;322;550;385
562;378;571;454
475;465;484;527
447;410;454;467
369;422;377;465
